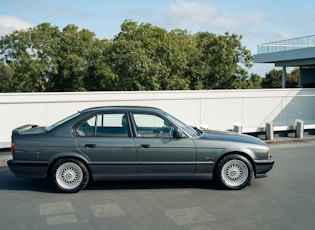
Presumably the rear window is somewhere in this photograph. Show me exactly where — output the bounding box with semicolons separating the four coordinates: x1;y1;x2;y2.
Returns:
46;112;81;132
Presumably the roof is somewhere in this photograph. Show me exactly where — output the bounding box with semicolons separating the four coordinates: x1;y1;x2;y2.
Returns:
253;35;315;67
81;106;162;113
253;47;315;67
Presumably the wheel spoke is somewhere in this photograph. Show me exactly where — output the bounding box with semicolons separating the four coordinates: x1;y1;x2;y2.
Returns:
56;162;83;190
221;159;249;187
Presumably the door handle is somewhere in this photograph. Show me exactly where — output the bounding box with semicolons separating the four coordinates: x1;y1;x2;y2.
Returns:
139;144;150;149
85;144;96;148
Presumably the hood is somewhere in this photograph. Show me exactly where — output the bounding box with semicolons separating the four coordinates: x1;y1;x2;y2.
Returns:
200;129;268;146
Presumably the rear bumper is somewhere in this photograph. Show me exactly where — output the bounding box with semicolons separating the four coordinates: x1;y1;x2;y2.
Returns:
255;157;274;175
7;158;49;178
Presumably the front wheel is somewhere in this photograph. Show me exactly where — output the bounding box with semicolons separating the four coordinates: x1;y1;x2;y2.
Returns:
51;158;89;193
215;154;253;190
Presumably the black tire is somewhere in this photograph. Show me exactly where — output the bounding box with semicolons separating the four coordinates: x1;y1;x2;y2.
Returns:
51;158;89;193
215;154;253;190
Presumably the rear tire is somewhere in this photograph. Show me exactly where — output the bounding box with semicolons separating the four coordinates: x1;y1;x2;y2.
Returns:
51;158;89;193
215;154;253;190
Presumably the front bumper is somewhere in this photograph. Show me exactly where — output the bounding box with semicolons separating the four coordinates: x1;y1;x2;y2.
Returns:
7;158;49;178
255;157;274;175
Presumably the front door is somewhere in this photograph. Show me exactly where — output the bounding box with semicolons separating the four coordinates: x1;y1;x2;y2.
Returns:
131;112;196;176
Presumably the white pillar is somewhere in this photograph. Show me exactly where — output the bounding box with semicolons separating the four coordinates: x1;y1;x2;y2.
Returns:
282;67;286;88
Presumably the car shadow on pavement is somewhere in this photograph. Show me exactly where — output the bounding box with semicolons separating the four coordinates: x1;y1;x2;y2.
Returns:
1;167;220;193
86;180;220;191
0;168;54;193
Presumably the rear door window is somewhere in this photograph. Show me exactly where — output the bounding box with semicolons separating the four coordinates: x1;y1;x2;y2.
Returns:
76;113;129;137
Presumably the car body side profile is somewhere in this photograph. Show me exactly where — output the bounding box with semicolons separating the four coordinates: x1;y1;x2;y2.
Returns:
8;106;274;193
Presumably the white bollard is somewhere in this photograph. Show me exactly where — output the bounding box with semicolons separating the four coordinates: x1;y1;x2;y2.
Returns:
233;123;242;134
295;119;304;139
265;121;274;140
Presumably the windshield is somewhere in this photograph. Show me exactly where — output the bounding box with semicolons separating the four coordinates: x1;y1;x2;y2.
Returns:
162;112;200;137
46;112;81;132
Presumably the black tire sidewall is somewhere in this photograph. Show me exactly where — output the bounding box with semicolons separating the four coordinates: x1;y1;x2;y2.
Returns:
215;154;253;190
51;158;89;193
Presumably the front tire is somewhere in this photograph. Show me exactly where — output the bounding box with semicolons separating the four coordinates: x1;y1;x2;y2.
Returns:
51;158;89;193
215;154;253;190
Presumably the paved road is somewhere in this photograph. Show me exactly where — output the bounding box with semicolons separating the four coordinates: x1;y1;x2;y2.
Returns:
0;140;315;230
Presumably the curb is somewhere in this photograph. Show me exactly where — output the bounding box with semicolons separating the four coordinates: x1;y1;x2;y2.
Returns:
265;137;315;144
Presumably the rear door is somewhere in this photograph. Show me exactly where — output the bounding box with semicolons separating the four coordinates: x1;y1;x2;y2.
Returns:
75;111;136;178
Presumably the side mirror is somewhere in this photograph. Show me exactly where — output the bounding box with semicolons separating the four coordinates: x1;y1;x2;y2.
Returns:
173;128;183;138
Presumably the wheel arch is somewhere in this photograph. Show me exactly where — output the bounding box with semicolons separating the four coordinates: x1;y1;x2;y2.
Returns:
214;150;256;176
47;153;93;180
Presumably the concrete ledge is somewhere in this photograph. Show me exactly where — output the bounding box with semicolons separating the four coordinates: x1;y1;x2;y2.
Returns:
0;155;10;168
0;142;10;149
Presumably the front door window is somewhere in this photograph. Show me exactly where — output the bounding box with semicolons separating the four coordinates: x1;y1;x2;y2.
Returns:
133;113;175;138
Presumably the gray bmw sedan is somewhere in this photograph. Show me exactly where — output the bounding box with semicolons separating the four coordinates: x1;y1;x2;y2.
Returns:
8;106;274;193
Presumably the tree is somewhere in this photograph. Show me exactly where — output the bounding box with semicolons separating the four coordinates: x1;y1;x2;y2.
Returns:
191;32;252;89
0;23;60;92
287;68;299;88
159;29;192;90
0;62;14;92
109;20;191;90
109;21;163;90
0;20;256;92
0;23;115;92
262;68;299;88
247;73;262;89
83;38;118;91
262;69;282;88
49;25;96;91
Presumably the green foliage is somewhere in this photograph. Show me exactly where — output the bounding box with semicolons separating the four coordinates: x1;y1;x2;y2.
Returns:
262;68;299;88
247;73;262;89
191;32;252;89
109;21;191;90
83;39;117;91
287;68;299;88
0;20;259;92
0;62;14;92
51;25;96;91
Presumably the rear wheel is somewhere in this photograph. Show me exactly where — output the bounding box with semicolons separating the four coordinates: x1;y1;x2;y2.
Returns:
51;158;89;193
215;154;253;190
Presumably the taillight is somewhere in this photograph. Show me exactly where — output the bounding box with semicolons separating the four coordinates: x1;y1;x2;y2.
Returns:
11;142;15;155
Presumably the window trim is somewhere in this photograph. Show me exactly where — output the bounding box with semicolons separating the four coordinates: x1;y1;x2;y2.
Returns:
73;111;131;138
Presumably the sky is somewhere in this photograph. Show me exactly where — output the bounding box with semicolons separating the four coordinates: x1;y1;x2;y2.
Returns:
1;0;315;76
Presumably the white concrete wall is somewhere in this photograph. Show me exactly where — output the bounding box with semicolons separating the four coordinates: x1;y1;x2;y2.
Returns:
1;89;315;147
